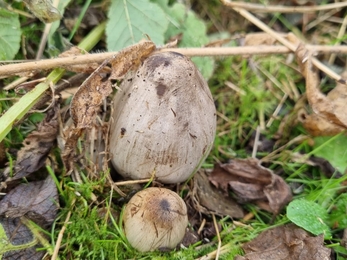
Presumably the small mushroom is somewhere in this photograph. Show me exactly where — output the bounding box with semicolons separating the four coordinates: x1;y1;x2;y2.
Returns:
123;187;188;252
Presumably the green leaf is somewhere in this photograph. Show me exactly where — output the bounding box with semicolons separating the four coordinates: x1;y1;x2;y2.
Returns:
158;2;215;79
0;8;21;60
106;0;168;51
312;134;347;174
287;199;331;239
47;0;72;53
328;193;347;229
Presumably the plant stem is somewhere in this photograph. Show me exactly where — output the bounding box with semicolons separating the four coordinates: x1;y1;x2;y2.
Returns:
1;45;347;77
0;22;106;142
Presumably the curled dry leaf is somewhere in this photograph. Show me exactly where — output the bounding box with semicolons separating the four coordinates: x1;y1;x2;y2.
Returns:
209;158;292;214
1;104;59;189
296;44;347;131
23;0;61;23
235;224;331;260
192;170;244;218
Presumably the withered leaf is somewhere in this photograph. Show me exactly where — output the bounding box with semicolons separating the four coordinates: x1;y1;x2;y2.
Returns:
23;0;61;23
296;44;347;131
235;224;331;260
109;40;156;80
209;158;292;214
0;217;45;260
193;170;244;218
1;105;59;189
70;65;112;129
0;175;58;227
299;110;345;136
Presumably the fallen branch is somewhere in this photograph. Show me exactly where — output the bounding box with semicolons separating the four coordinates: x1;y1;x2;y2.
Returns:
1;45;347;77
222;0;347;13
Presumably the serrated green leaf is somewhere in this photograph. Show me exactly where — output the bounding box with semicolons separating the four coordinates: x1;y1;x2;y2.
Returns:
287;199;331;239
106;0;168;51
158;2;215;79
312;134;347;174
0;8;21;60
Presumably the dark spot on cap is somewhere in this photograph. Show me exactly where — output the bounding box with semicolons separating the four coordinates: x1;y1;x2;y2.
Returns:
146;55;171;72
156;84;167;97
160;199;171;212
120;127;126;137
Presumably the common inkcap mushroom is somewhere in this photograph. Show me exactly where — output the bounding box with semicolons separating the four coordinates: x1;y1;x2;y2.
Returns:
123;187;188;252
110;52;216;183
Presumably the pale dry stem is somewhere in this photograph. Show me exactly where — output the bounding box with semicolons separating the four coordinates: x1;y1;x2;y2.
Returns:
1;45;347;78
227;5;346;84
221;0;347;13
52;198;75;260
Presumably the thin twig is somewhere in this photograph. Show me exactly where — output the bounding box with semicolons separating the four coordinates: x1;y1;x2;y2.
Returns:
113;178;152;186
52;198;75;260
328;14;347;64
227;5;346;84
1;45;347;77
252;126;260;158
221;0;347;13
212;214;221;260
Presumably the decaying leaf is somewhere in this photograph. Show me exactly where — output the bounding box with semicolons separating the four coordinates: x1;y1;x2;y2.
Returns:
1;105;59;189
0;175;58;227
209;158;292;214
70;65;112;129
0;217;45;260
235;224;331;260
192;170;244;218
109;40;156;80
296;44;347;131
298;110;345;136
64;40;156;169
0;175;58;259
23;0;61;23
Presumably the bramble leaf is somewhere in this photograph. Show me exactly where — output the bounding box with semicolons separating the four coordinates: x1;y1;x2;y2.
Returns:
106;0;168;51
0;8;21;60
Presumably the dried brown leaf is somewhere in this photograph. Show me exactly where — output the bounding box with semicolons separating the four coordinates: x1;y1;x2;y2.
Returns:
0;175;59;227
296;44;347;130
299;110;345;136
0;217;45;260
1;104;59;188
235;224;331;260
209;158;292;214
109;40;156;80
70;67;112;129
193;170;244;218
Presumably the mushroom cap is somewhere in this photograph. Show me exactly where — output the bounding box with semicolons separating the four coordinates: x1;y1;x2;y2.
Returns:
123;187;188;252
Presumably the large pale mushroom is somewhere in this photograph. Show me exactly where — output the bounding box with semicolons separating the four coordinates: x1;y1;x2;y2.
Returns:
109;52;216;183
123;187;188;252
